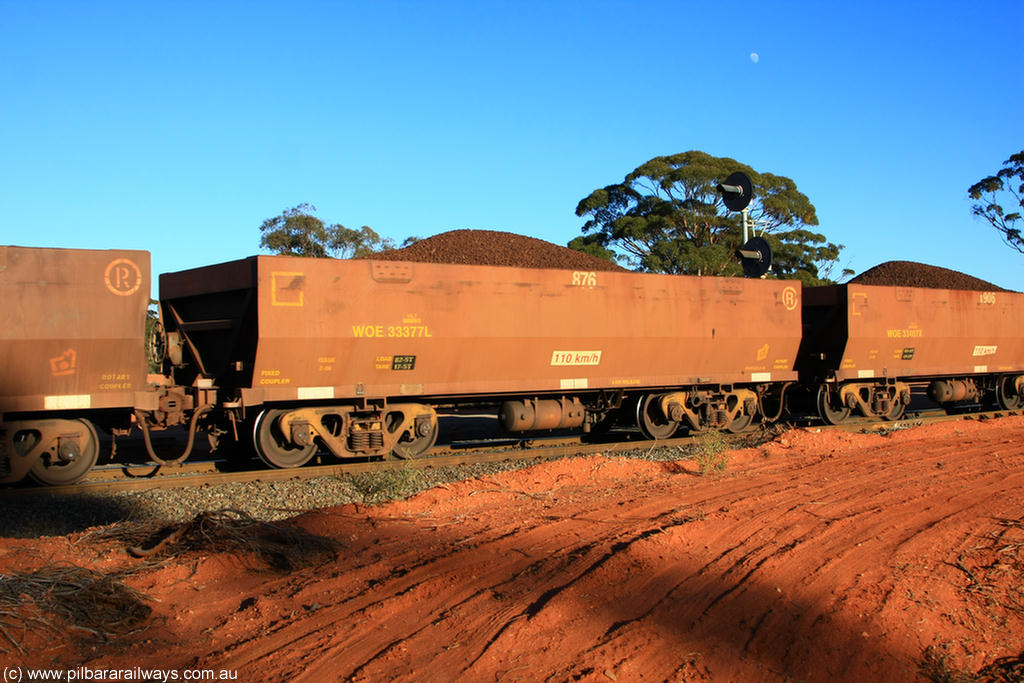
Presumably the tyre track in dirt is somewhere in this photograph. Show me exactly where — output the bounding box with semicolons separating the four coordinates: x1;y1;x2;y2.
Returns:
65;417;1024;682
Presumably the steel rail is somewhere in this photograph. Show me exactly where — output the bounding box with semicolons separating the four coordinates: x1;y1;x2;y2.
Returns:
3;407;1020;497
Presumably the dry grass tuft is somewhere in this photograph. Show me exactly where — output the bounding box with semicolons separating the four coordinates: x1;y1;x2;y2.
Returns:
919;646;1024;683
957;517;1024;617
691;431;729;475
346;467;422;504
0;566;150;654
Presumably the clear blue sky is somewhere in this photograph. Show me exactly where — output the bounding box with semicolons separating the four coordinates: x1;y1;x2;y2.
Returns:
2;0;1022;292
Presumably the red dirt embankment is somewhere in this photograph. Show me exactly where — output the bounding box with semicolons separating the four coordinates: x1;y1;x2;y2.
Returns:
4;417;1024;682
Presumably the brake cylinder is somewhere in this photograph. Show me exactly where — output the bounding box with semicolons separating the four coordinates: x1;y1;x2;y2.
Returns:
928;379;979;404
500;397;585;432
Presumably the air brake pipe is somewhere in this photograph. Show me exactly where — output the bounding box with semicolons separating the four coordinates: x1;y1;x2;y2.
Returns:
134;404;213;466
759;382;793;422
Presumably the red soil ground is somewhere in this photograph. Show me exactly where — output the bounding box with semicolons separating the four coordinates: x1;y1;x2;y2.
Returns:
3;416;1024;682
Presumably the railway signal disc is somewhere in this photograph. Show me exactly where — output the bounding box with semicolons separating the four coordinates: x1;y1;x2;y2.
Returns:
737;236;773;278
718;171;753;212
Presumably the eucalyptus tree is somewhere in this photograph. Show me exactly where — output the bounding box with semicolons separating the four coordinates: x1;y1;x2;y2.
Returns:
259;203;393;258
572;151;847;284
968;150;1024;255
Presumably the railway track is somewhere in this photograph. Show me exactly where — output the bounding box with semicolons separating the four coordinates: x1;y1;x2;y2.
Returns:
4;407;1019;498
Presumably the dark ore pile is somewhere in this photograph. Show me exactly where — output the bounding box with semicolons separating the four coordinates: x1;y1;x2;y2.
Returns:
367;229;625;272
850;260;1008;291
370;232;1011;291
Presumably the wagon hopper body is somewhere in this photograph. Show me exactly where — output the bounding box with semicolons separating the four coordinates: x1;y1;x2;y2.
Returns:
160;256;803;465
798;284;1024;422
0;246;150;484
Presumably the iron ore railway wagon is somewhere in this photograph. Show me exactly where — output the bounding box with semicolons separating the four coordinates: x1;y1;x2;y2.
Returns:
798;283;1024;422
1;245;1022;486
158;255;801;468
0;246;153;484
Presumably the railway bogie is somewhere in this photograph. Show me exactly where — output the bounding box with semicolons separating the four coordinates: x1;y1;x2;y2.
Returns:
259;401;440;462
814;380;912;423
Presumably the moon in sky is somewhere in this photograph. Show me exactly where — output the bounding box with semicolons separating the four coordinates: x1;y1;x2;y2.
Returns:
750;52;760;64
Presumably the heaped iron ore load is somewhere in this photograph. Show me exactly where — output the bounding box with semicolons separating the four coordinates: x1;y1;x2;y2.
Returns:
368;229;626;271
849;260;1008;292
2;235;1023;486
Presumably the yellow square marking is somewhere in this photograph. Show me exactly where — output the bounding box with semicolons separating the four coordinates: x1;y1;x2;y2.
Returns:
271;271;305;307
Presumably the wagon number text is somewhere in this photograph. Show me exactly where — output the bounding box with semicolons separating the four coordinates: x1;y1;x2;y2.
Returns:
352;324;432;338
571;271;597;287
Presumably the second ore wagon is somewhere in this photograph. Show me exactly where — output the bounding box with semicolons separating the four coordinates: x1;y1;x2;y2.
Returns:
159;256;803;466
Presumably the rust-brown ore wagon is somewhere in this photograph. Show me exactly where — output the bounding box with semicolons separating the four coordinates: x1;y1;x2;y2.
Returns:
0;246;150;484
160;256;803;466
798;284;1024;422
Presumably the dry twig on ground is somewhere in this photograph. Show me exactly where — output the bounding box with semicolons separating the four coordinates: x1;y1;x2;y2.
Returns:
91;508;341;572
0;566;150;655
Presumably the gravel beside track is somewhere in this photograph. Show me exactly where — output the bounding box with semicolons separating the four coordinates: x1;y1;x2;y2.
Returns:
0;431;751;539
0;457;562;539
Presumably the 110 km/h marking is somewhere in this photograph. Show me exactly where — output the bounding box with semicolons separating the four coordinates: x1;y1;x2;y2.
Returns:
550;350;602;366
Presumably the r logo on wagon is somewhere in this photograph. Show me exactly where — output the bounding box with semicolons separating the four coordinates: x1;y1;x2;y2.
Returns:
782;286;799;311
104;258;142;296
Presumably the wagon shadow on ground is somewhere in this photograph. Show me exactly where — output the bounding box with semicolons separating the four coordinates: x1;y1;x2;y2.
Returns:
0;493;139;538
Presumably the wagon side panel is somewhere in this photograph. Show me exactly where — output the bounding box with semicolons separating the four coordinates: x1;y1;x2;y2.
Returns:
833;285;1024;381
0;246;150;415
239;258;802;405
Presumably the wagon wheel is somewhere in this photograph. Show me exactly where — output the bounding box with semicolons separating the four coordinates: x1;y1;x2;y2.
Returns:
253;409;316;468
636;395;678;440
725;411;755;433
391;412;439;459
882;393;907;421
29;419;100;486
816;385;851;425
996;376;1024;410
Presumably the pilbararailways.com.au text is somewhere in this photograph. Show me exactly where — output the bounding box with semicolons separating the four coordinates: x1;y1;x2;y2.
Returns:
4;666;238;682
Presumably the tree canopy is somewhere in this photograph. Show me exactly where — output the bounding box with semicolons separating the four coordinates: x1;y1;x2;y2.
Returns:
572;151;848;284
259;203;393;258
968;150;1024;255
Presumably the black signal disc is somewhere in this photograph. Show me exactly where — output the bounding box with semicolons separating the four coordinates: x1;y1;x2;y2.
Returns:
720;171;753;212
738;236;772;278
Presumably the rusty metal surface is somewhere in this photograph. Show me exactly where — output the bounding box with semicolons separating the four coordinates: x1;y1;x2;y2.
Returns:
0;246;150;416
161;257;803;406
800;284;1024;382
